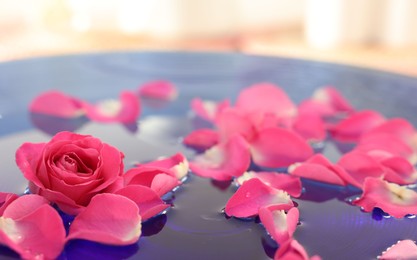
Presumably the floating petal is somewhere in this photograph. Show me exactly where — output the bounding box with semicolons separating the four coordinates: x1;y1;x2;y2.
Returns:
379;240;417;260
29;91;84;118
139;152;189;180
259;205;299;244
183;129;220;151
191;98;230;122
138;80;178;101
275;239;322;260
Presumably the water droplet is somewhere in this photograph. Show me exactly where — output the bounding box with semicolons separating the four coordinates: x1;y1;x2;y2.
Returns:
406;214;416;219
23;187;31;195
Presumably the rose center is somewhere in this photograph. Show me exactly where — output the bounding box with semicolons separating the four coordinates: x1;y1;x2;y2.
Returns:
59;155;78;172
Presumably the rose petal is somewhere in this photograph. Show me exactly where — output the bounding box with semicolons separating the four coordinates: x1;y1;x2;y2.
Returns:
139;152;189;180
191;98;230;122
292;113;326;143
183;129;220;151
353;178;417;218
379;240;417;260
363;118;416;143
337;151;386;188
225;178;293;218
251;127;314;168
329;110;385;143
15;142;47;190
190;134;251;181
215;108;257;142
0;193;19;216
0;195;66;259
124;167;180;197
29;91;84;118
380;156;417;185
83;91;140;123
235;83;297;119
115;185;170;221
259;205;299;244
312;86;354;114
275;239;321;260
289;154;347;186
67;193;142;245
236;171;302;197
138;80;177;101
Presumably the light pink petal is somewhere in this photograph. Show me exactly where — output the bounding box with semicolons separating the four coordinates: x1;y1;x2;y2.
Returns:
251;127;314;168
115;185;169;221
275;239;322;260
190;134;251;181
138;80;177;101
140;152;189;180
183;128;220;151
363;118;416;143
83;91;140;123
357;133;415;161
0;195;66;259
123;166;180;196
312;86;354;114
329;110;385;143
292;113;326;143
67;193;141;245
236;171;302;197
235;83;297;119
379;240;417;260
191;98;230;122
353;178;417;218
29;91;85;118
215;108;257;142
380;156;417;184
224;178;293;218
259;205;299;244
298;99;336;118
337;151;386;188
0;193;19;216
288;154;347;186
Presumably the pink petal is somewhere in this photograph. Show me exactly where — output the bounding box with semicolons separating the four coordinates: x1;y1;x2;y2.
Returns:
124;167;180;196
298;99;336;118
215;108;257;142
138;80;177;100
29;91;84;118
15;142;47;189
224;178;293;218
353;178;417;218
312;86;354;114
289;154;347;186
251;127;314;168
379;240;417;260
0;193;19;216
363;118;416;143
275;239;321;260
67;193;142;245
115;185;170;221
189;134;251;181
183;128;220;151
235;83;297;119
292;113;326;143
380;156;417;184
259;205;299;244
0;195;66;259
329;110;385;143
236;171;302;197
337;151;386;188
139;152;189;180
83;91;140;123
191;98;230;122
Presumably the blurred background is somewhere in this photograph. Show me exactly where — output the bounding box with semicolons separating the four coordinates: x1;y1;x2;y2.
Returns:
1;0;417;75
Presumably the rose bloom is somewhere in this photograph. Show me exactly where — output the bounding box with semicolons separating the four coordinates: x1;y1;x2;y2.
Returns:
16;131;124;215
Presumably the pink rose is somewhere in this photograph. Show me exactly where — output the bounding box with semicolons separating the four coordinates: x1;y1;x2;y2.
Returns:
16;131;124;215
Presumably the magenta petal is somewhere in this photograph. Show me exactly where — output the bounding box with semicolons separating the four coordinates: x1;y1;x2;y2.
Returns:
215;108;257;142
225;178;293;218
0;193;19;216
140;152;189;180
191;98;230;122
259;205;299;244
190;134;251;181
83;91;140;123
1;195;66;259
15;142;47;189
251;127;314;168
67;193;141;245
312;86;354;114
380;156;417;184
353;178;417;218
289;154;347;186
364;118;416;143
236;171;302;198
275;239;322;260
329;110;385;143
235;83;297;118
292;113;326;143
29;91;84;118
337;151;386;188
379;240;417;260
183;129;220;151
138;80;177;100
115;185;169;221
